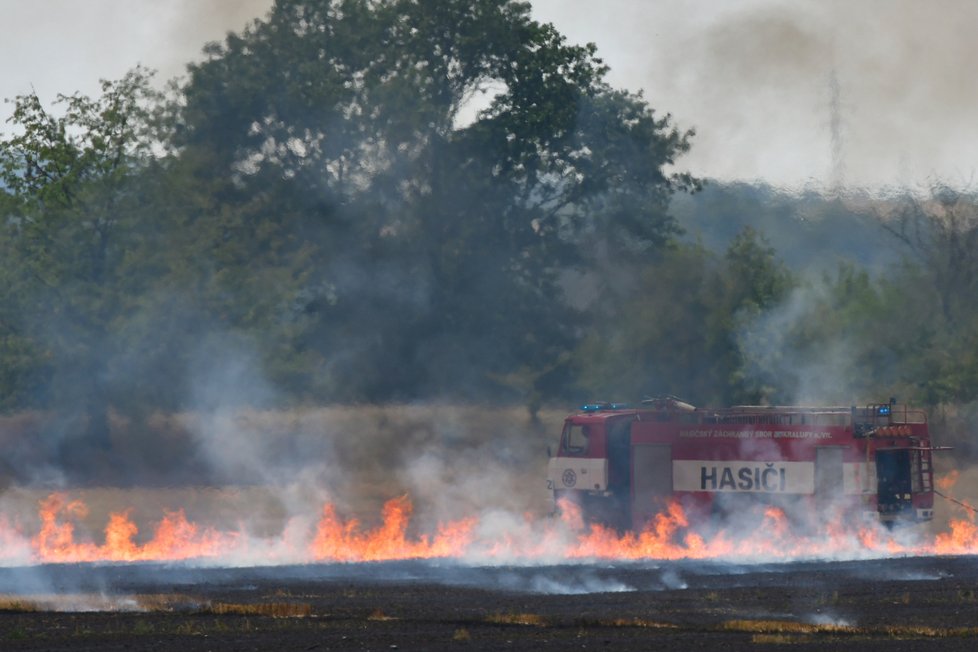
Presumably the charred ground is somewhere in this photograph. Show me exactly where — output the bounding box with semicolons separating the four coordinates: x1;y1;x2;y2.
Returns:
2;556;978;650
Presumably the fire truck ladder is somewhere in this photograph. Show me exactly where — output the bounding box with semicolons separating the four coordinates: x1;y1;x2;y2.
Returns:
919;449;933;493
923;446;975;514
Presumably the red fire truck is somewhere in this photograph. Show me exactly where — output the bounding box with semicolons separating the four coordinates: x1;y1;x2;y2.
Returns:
547;397;936;530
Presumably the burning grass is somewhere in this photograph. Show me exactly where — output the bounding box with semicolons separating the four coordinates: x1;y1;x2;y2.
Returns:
4;488;978;566
0;403;976;567
367;608;397;621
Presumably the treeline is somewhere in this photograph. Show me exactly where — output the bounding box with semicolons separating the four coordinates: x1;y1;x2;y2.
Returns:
1;0;976;452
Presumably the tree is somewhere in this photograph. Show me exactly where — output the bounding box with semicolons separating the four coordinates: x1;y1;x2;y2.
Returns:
0;68;162;447
572;244;725;403
0;193;41;411
723;227;794;314
879;186;978;325
571;228;797;407
168;0;697;404
716;227;795;404
870;186;978;408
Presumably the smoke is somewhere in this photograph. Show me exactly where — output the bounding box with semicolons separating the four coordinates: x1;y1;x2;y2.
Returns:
514;572;635;594
532;0;978;189
807;613;853;627
734;278;906;405
735;283;850;404
179;349;559;533
6;1;978;188
0;0;273;102
396;415;553;529
186;334;282;486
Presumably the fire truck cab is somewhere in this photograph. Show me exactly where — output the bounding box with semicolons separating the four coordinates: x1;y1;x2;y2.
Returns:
546;398;935;531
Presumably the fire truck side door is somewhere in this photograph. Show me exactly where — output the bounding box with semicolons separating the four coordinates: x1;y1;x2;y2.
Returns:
815;446;844;511
607;420;631;496
631;444;671;530
606;419;633;531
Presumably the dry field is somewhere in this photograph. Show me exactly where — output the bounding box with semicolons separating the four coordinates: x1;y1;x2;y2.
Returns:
0;404;568;537
1;556;978;650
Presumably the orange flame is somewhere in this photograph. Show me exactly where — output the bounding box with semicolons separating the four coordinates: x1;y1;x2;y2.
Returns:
937;470;960;492
3;491;978;566
932;519;978;553
32;493;236;563
309;495;476;562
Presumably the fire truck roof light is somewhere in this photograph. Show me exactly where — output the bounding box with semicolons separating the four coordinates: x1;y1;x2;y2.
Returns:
878;405;891;416
580;402;629;412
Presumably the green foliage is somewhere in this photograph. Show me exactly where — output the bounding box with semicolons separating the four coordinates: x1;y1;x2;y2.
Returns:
0;68;164;433
573;229;795;406
671;182;898;273
735;265;890;405
880;186;978;325
573;244;724;403
723;227;793;313
167;0;695;404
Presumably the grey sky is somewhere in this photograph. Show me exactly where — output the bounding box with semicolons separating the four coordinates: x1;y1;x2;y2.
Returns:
3;0;975;190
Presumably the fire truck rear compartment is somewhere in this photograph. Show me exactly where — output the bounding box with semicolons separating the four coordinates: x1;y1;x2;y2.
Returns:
875;448;913;520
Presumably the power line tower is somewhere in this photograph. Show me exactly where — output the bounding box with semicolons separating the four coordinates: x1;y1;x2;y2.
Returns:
828;68;846;194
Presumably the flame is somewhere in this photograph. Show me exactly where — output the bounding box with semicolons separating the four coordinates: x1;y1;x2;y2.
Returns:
309;495;476;562
31;493;236;563
3;491;978;566
937;470;959;492
931;518;978;554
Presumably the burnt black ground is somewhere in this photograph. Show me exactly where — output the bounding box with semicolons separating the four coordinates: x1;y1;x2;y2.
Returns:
2;556;978;650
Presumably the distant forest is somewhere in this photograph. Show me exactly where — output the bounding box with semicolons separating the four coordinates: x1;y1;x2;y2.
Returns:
2;0;977;452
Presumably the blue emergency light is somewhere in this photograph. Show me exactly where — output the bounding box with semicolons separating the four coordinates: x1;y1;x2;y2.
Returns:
581;402;629;412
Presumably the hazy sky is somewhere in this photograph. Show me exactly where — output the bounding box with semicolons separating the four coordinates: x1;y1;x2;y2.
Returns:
3;0;976;190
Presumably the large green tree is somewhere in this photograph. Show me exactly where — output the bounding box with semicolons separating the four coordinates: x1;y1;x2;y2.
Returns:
0;68;162;443
169;0;697;403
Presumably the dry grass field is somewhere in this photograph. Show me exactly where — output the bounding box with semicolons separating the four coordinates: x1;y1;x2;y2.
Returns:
0;404;568;538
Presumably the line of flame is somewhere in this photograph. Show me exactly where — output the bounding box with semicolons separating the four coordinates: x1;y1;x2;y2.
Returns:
0;490;975;566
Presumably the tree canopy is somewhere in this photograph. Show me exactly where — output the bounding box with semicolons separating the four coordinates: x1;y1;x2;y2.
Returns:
161;0;697;403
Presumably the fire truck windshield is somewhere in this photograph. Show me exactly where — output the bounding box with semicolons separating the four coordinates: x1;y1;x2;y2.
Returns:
562;424;590;455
